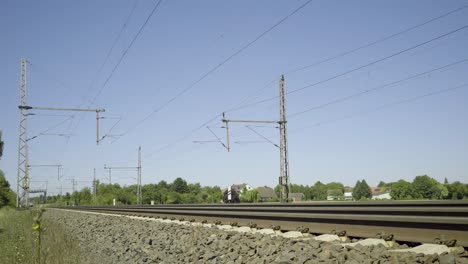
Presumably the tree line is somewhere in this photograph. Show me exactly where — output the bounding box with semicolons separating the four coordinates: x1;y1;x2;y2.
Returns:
2;172;468;208
42;177;223;206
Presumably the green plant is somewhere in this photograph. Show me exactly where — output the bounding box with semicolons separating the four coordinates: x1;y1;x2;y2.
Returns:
31;208;45;264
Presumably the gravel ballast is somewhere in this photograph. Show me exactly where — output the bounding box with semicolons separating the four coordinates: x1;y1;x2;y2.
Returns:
44;209;468;264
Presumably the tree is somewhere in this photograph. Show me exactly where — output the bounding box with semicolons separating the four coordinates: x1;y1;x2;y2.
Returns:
240;189;259;203
412;175;440;199
171;178;189;193
377;181;386;187
166;192;183;204
188;183;201;195
446;181;468;200
326;182;344;196
0;170;14;207
352;180;372;200
310;181;327;200
0;131;4;159
390;180;413;200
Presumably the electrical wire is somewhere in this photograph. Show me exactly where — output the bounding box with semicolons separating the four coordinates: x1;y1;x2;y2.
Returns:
27;115;75;142
286;4;468;75
206;126;228;150
290;83;468;134
88;0;163;107
245;125;279;148
225;24;468;113
83;0;140;108
289;57;468;118
99;117;123;143
117;0;314;139
143;114;221;159
227;4;468;110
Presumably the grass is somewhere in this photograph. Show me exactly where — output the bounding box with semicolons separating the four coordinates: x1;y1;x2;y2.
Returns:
0;207;82;264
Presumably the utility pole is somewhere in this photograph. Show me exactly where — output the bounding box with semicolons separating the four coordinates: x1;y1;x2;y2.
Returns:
278;76;290;202
92;168;97;200
221;76;290;202
71;178;76;194
16;58;106;208
137;146;142;205
28;164;62;180
17;58;29;208
103;165;112;184
104;147;142;204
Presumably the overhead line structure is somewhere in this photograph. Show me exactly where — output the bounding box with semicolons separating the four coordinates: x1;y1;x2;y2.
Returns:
233;4;468;108
115;0;313;141
18;106;105;145
83;0;140;108
27;164;62;180
88;0;163;107
289;83;468;134
141;7;468;159
16;58;106;208
93;168;97;200
222;76;290;202
285;4;468;75
288;57;468;118
104;146;142;204
225;24;468;113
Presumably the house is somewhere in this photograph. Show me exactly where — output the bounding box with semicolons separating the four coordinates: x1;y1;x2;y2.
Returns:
327;192;353;201
256;186;277;201
289;193;304;202
231;183;253;194
371;186;391;200
372;193;391;200
344;192;353;200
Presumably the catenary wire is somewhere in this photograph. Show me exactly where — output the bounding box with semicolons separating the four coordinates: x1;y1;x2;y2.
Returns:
225;24;468;113
289;57;468;117
88;0;163;107
286;4;468;75
229;4;468;110
116;0;314;139
290;83;468;134
142;25;468;160
83;0;140;108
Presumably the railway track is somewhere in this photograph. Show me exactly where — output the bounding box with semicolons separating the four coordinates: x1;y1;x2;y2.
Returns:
63;200;468;247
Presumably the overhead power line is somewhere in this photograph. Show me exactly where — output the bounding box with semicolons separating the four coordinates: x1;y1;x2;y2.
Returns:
28;115;75;142
117;0;314;139
289;57;468;117
286;4;468;75
226;24;468;113
141;6;467;161
88;0;163;107
143;114;221;159
83;0;140;108
290;83;468;133
228;4;468;110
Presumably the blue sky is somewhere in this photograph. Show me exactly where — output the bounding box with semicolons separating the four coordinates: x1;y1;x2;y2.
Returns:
1;0;467;195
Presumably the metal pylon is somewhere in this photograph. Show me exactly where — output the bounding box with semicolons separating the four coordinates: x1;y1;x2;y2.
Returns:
17;58;29;208
279;75;290;202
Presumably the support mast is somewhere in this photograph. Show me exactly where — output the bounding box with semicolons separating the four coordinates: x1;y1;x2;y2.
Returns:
221;76;290;202
279;75;290;202
17;58;29;208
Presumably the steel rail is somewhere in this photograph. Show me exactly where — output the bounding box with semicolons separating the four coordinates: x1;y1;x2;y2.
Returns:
60;200;468;246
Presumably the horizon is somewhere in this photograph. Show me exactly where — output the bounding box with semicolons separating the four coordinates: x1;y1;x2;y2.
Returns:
1;0;467;196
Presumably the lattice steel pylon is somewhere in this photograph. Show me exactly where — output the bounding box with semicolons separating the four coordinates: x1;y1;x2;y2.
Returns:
278;75;290;202
17;58;30;208
221;76;290;202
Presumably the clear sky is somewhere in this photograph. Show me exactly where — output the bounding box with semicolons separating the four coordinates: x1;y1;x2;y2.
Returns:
1;0;467;196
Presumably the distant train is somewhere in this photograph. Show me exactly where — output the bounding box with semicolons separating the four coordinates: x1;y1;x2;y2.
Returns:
223;187;240;203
